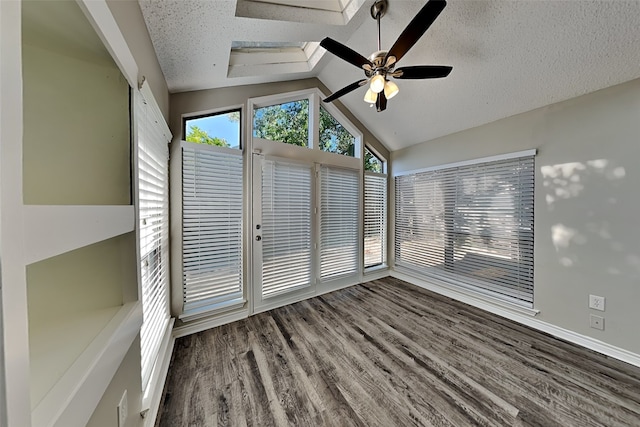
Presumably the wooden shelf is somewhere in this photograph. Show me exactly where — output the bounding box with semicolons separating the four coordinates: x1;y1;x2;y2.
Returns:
30;302;142;427
23;205;135;265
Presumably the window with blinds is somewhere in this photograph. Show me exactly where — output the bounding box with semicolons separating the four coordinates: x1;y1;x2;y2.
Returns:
395;153;535;307
320;166;360;281
364;172;386;268
182;144;243;314
137;88;171;388
261;159;313;297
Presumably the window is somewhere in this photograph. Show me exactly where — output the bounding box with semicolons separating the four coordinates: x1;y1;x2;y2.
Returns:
250;89;362;160
319;106;355;157
364;171;386;268
320;166;359;280
184;109;241;149
365;146;383;172
395;151;535;307
253;99;309;147
364;146;387;269
137;85;171;388
181;117;243;318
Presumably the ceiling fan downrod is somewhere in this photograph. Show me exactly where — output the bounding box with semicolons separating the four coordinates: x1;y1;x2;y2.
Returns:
371;0;388;51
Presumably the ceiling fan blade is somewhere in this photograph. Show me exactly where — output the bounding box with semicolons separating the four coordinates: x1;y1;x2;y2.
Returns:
376;91;387;112
323;80;368;103
394;65;452;79
320;38;373;70
386;0;447;64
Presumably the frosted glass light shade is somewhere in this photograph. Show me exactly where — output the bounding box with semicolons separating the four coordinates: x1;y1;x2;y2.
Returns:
370;74;385;93
363;88;377;104
384;80;399;99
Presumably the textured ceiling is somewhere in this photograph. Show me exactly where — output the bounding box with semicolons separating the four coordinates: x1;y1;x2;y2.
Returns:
140;0;640;151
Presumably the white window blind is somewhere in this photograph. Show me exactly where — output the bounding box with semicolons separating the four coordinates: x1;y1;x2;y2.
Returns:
137;87;171;388
395;155;535;307
261;159;313;297
320;166;359;281
364;172;386;268
182;144;243;314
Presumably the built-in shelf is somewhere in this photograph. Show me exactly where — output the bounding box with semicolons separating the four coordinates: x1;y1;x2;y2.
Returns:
30;302;142;427
23;205;135;265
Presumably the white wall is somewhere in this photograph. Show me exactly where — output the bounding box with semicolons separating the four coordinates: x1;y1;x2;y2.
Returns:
391;78;640;356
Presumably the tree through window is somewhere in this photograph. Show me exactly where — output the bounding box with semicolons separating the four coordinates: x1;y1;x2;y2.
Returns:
319;106;355;157
253;99;309;147
184;110;240;148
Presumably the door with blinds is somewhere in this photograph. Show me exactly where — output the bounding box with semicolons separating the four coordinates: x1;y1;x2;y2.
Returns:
252;155;315;309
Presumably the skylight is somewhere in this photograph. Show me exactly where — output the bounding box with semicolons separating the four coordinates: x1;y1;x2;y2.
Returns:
228;41;321;78
235;0;366;25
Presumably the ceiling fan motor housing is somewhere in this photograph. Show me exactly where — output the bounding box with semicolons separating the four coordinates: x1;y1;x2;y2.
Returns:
365;50;394;77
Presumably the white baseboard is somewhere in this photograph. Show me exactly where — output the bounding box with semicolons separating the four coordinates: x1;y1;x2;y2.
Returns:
391;270;640;368
363;267;391;282
173;309;250;338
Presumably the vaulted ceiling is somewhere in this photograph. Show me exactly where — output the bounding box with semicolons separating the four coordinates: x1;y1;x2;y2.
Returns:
139;0;640;151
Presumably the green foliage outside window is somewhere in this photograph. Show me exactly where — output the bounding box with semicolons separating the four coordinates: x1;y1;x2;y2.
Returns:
319;106;355;157
364;147;383;173
253;100;309;146
185;125;229;147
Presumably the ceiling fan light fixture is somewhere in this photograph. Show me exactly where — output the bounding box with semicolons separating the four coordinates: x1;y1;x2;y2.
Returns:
384;80;399;99
364;88;378;103
370;74;386;93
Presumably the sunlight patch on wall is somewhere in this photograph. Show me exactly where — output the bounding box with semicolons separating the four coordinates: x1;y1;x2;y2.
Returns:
541;159;626;207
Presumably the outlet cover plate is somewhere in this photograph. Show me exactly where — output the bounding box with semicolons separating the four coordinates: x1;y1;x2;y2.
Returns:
118;389;128;427
590;314;605;330
589;294;605;311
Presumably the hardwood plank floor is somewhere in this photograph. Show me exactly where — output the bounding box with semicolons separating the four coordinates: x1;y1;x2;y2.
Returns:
156;278;640;426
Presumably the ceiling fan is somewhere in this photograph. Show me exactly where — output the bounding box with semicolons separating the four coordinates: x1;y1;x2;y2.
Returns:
321;0;452;112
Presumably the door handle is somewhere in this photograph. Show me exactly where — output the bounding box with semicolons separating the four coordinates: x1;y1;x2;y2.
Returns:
255;236;262;241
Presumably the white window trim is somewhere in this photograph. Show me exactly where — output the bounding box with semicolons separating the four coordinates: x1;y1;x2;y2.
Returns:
393;149;537;176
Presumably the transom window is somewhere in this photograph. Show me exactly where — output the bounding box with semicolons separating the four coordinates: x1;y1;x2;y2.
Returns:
253;99;309;147
251;89;361;159
184;109;241;149
365;146;383;172
319;106;355;157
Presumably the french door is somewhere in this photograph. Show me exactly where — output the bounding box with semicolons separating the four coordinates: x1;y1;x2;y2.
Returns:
252;154;316;310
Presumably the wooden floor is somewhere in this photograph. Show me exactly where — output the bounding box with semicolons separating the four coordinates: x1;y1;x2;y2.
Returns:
156;278;640;426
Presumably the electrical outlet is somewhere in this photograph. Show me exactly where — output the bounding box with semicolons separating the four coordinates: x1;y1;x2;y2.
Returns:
589;294;605;311
590;314;605;330
117;389;128;427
